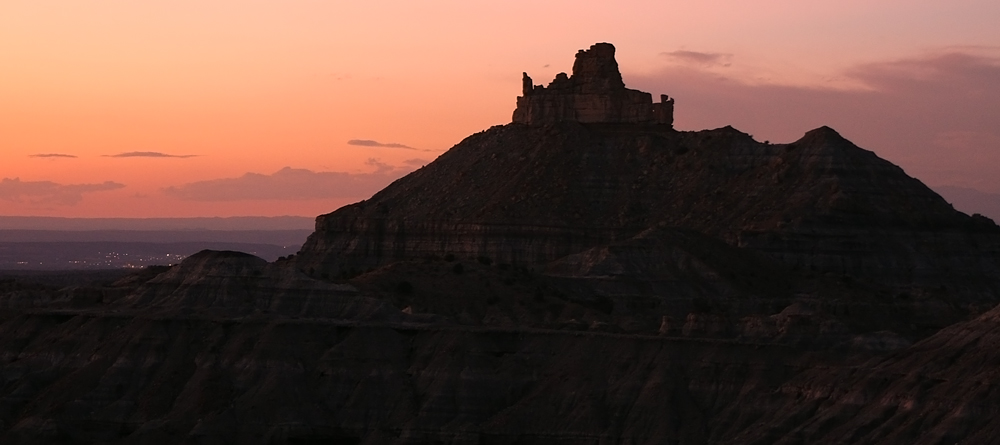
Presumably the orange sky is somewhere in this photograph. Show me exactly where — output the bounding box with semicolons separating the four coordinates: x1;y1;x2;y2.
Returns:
2;1;999;217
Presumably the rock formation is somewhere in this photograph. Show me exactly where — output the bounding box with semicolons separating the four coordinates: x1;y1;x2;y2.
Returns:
295;123;1000;311
727;301;1000;444
512;43;674;126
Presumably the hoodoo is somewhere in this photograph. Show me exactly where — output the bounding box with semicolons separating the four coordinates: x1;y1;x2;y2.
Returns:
512;43;674;126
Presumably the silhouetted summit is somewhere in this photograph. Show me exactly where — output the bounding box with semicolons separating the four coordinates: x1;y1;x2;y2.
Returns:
297;46;998;300
513;43;674;125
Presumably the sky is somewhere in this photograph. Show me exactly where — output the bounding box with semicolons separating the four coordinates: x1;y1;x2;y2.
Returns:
2;1;999;218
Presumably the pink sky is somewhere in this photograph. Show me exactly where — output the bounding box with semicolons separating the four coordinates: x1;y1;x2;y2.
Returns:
2;1;998;217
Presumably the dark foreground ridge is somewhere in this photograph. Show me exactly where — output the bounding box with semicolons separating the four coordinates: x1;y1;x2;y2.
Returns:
2;43;1000;444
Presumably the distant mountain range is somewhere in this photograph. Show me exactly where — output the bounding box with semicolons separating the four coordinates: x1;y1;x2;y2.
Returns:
0;215;313;231
0;229;311;245
0;216;314;269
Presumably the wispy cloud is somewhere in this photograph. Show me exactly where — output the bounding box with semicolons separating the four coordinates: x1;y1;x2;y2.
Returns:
104;151;198;158
28;153;77;158
163;159;414;201
661;50;732;67
0;178;125;205
347;139;433;152
847;51;1000;93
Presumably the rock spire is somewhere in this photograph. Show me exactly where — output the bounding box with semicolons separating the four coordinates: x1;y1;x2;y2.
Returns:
512;43;674;126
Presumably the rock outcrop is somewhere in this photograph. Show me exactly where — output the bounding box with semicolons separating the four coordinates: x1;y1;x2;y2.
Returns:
0;302;821;445
512;43;674;126
727;300;1000;444
117;250;397;320
295;122;1000;310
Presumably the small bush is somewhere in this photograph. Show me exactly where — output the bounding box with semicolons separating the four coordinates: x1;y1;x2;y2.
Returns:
452;263;464;274
444;254;456;262
477;256;493;265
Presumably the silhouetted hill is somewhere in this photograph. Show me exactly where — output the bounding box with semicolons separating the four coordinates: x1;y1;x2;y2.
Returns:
297;122;1000;303
0;241;298;270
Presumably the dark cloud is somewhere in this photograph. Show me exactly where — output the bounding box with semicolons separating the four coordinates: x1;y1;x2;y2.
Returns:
0;178;125;205
661;50;732;67
163;160;413;201
28;153;77;158
848;52;1000;94
629;50;1000;193
347;139;433;152
104;152;198;158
